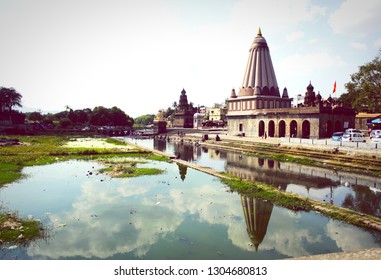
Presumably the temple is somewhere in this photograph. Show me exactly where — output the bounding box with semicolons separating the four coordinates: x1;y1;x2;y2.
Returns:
226;29;355;139
173;88;197;128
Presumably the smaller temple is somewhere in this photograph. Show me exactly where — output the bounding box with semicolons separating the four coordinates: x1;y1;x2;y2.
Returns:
193;112;204;129
153;109;167;134
173;89;197;128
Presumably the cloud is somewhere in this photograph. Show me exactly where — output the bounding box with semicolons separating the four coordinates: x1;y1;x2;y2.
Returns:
286;31;305;43
350;42;367;50
277;51;346;79
326;220;378;251
230;0;326;31
374;38;381;48
329;0;381;36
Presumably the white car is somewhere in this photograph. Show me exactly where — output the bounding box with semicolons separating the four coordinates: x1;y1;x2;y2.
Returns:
370;130;381;139
341;132;366;142
345;128;364;136
370;134;381;143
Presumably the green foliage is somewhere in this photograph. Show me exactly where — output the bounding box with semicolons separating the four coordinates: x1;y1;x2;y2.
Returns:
100;164;164;178
59;117;72;128
27;111;43;122
0;213;43;243
0;87;22;112
90;106;133;127
0;135;168;187
220;176;313;211
339;51;381;112
105;138;127;146
0;162;23;186
134;114;155;126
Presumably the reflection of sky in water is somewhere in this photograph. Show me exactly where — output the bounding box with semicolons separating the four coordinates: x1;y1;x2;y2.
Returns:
124;137;381;218
0;160;380;260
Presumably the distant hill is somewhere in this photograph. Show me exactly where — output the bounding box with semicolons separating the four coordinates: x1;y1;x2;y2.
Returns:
19;105;59;114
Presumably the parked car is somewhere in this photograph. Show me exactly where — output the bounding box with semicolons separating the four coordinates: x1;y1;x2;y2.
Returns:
370;134;381;143
342;132;366;142
345;128;364;136
331;132;344;141
370;130;381;139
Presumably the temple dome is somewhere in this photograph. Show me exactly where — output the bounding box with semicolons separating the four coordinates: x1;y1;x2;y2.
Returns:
238;28;280;97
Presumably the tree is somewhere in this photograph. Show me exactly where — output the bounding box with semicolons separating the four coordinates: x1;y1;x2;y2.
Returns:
339;51;381;112
109;106;130;126
28;111;43;122
0;87;22;112
89;106;133;127
134;114;155;126
59;118;72;128
90;106;111;126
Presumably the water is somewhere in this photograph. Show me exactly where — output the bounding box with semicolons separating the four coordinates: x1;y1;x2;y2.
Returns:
123;137;381;218
1;158;381;260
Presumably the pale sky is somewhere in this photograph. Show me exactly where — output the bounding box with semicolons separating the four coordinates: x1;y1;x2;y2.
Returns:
1;0;381;118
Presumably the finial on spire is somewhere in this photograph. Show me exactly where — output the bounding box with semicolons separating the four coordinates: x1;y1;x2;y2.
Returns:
257;27;262;36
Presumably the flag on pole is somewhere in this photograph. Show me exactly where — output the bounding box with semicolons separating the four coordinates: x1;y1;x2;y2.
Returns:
332;81;336;94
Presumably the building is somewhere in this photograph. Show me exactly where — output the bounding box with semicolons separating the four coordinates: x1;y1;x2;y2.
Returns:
208;103;227;122
226;29;355;139
355;113;381;132
173;88;197;128
153;109;167;134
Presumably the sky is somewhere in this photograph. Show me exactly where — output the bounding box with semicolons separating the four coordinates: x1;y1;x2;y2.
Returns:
1;0;381;118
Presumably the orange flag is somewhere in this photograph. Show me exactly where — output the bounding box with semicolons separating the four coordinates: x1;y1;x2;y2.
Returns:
332;81;336;94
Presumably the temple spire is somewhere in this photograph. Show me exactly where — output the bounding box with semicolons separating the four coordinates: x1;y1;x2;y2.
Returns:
239;27;279;97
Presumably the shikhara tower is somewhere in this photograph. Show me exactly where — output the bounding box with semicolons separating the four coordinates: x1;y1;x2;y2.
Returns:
229;28;291;112
239;28;280;98
226;28;355;138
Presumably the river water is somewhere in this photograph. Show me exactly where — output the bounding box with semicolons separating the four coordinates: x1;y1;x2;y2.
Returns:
124;137;381;218
0;138;381;260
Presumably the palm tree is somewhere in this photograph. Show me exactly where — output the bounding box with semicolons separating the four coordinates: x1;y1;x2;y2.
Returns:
0;87;22;112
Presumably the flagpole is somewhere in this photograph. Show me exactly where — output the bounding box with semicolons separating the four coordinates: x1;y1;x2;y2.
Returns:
332;81;336;94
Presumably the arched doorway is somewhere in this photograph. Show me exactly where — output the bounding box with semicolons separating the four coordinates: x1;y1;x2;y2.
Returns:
278;120;286;137
326;120;333;137
302;120;310;139
268;121;275;137
290;120;297;137
259;120;265;137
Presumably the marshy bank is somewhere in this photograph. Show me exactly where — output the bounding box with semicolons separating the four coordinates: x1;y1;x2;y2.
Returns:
1;135;381;259
0;135;166;247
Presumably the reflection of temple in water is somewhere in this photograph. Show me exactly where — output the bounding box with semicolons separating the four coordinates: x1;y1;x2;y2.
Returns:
153;138;167;152
226;153;381;191
177;162;188;181
240;195;273;251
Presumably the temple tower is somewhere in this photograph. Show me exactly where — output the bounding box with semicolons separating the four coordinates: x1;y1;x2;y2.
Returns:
239;28;280;97
173;88;197;128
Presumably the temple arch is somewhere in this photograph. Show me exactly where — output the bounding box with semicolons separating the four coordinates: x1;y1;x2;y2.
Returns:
259;120;265;137
290;120;297;137
278;120;286;137
268;120;275;137
302;120;310;139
